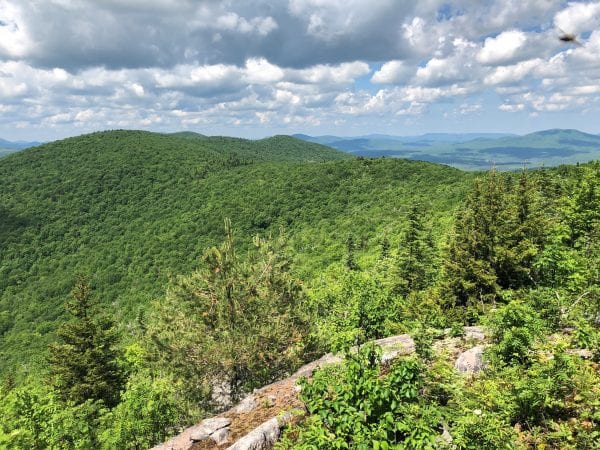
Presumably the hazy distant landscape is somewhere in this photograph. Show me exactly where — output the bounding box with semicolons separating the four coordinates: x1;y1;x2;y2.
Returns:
0;138;41;157
295;128;600;170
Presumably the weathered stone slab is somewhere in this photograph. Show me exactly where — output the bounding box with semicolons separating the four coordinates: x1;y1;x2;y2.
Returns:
234;394;258;414
211;426;231;445
226;412;293;450
291;353;343;379
455;345;486;374
375;334;416;362
567;348;594;359
190;417;232;441
463;326;486;341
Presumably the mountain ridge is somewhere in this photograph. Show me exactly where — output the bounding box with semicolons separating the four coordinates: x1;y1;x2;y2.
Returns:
293;129;600;170
0;129;469;376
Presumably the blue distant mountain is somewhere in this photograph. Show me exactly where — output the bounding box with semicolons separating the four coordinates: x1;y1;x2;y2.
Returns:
293;132;515;145
293;129;600;170
0;138;42;156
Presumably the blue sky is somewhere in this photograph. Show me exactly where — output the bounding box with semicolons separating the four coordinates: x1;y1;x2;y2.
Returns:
1;0;600;141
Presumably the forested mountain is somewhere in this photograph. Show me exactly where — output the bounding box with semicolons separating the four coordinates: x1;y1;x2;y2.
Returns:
0;130;597;449
0;130;469;376
295;129;600;170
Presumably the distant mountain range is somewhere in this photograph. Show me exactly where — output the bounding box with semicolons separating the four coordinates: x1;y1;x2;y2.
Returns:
293;129;600;170
4;129;600;170
0;138;42;157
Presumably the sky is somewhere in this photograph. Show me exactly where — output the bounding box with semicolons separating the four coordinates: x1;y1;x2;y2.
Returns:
1;0;600;141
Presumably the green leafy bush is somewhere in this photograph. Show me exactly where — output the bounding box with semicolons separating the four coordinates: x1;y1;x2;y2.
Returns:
310;269;400;351
100;373;184;449
487;300;545;366
0;381;105;450
278;345;440;449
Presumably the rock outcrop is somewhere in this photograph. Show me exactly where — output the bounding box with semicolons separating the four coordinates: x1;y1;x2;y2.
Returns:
226;412;294;450
151;333;415;450
454;345;487;374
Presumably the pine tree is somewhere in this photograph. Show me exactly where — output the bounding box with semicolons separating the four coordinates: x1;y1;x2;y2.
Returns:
147;220;313;402
48;276;125;407
442;169;508;306
393;203;435;297
345;234;359;271
443;169;549;307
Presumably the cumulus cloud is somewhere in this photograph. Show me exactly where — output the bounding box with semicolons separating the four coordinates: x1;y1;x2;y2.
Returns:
1;0;600;140
372;61;413;85
477;30;529;65
287;62;370;85
484;59;546;85
554;1;600;33
416;38;479;87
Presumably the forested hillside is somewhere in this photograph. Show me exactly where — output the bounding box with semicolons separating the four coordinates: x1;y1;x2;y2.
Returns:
0;130;470;376
0;130;597;449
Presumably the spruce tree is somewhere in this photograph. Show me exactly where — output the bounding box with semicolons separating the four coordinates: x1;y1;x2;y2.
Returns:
48;276;124;407
443;170;507;306
498;170;547;288
379;236;391;260
393;203;435;297
346;234;359;271
443;169;548;307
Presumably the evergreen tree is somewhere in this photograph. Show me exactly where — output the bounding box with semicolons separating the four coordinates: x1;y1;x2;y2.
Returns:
393;203;435;297
379;236;391;260
345;234;359;271
568;162;599;247
444;169;549;308
147;220;313;403
499;170;547;287
48;276;125;407
443;169;509;306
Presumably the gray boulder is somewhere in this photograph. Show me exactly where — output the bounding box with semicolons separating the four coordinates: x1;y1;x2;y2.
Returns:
190;417;232;442
234;394;258;414
211;427;231;445
455;345;486;373
226;412;293;450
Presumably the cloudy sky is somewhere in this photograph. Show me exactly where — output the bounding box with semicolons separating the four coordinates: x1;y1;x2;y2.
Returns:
1;0;600;141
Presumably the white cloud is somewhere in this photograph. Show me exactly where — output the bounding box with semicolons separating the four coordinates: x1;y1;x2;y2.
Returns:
499;103;525;112
371;61;412;84
554;1;600;34
0;2;33;58
415;38;479;87
288;61;370;85
403;17;440;56
244;58;285;84
484;59;545;85
477;30;528;65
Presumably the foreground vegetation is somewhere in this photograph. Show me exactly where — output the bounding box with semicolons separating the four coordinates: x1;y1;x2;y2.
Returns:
0;131;598;448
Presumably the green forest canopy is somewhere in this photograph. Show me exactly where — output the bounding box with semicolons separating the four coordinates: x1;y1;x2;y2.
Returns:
0;130;471;375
